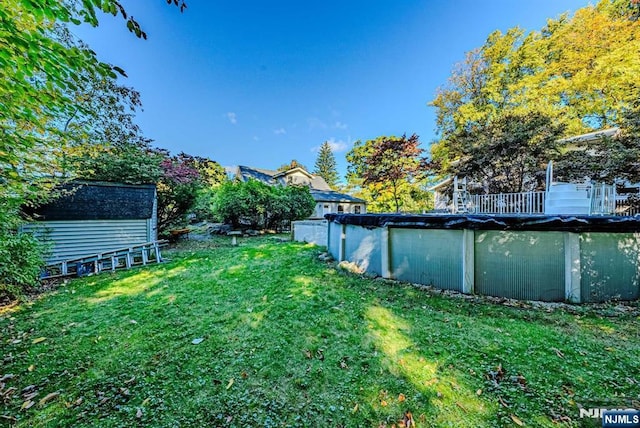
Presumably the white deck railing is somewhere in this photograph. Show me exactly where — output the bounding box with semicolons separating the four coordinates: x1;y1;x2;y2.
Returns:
615;195;640;216
445;182;634;216
469;191;546;215
589;183;617;215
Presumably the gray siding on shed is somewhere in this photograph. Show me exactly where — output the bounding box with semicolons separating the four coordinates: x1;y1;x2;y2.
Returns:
580;233;640;302
22;220;151;263
344;225;382;276
474;231;565;301
390;228;464;291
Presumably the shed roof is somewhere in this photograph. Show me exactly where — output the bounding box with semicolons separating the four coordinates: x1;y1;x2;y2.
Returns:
25;181;156;221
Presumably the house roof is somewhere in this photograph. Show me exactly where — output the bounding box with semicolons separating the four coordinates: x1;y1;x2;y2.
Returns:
310;190;366;203
236;165;332;191
427;177;452;192
236;165;278;185
558;127;620;145
272;166;313;180
236;165;364;204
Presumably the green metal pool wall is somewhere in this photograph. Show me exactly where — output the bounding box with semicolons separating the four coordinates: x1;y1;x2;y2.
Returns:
325;214;640;303
391;229;465;292
580;233;640;302
474;231;565;301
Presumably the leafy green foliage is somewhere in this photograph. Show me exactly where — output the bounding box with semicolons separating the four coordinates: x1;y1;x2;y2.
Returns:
0;231;45;302
0;237;638;426
313;141;340;189
66;141;165;185
0;0;187;297
157;153;220;233
443;112;566;194
431;0;640;185
347;134;428;213
212;180;315;229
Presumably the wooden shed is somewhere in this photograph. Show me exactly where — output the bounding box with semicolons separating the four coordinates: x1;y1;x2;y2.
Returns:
21;181;157;264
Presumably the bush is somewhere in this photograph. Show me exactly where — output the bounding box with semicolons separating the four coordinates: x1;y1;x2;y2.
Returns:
0;230;45;302
212;180;315;230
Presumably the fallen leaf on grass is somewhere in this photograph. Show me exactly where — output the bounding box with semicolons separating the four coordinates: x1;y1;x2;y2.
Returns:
141;398;150;406
20;400;34;410
23;392;38;401
403;411;415;427
136;408;143;418
28;365;35;372
551;347;564;358
352;403;359;413
192;338;204;345
0;374;14;382
498;396;510;408
303;349;313;359
398;393;406;402
455;401;467;412
380;400;388;407
510;414;524;426
226;378;234;390
39;392;59;406
513;374;528;389
476;389;482;396
2;387;17;399
31;337;46;344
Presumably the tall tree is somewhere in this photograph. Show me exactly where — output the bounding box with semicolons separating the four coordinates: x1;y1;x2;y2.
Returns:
1;0;185;224
444;112;565;194
347;134;427;213
430;0;640;185
313;141;339;188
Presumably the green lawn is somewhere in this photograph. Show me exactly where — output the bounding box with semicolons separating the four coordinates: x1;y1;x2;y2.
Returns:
1;236;638;427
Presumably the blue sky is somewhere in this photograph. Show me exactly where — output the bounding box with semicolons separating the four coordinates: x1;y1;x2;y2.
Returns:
74;0;591;182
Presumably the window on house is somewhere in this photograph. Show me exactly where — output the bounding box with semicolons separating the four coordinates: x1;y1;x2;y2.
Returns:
354;205;361;214
337;205;344;213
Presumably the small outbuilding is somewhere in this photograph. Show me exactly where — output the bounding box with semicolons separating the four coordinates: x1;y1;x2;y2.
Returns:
22;181;157;263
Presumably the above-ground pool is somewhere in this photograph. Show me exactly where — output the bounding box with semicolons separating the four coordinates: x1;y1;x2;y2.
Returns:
325;213;640;303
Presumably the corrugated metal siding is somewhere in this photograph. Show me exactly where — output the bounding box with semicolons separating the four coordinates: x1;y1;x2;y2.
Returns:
22;220;150;263
390;229;464;291
327;222;342;260
475;231;565;301
580;233;640;302
344;225;382;276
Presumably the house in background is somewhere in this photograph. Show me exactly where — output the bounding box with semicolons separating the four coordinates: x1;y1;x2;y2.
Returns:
21;181;157;263
235;165;366;218
427;127;637;215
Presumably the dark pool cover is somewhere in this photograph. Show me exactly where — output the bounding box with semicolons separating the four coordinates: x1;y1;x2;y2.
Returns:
324;213;640;233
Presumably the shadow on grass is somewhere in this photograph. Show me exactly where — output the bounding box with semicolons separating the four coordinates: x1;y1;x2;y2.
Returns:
0;237;638;427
